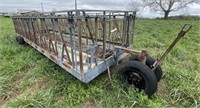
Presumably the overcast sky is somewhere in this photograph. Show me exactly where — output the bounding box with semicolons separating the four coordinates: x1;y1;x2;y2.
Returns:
1;0;200;18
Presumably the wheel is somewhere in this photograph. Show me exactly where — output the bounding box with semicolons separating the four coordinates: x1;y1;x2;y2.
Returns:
146;57;163;82
16;36;25;44
130;56;163;82
118;61;157;97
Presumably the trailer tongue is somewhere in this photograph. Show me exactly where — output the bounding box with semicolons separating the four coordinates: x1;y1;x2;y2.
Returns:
152;24;192;70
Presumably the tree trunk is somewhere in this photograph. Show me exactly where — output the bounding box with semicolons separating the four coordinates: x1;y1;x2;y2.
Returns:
164;11;170;19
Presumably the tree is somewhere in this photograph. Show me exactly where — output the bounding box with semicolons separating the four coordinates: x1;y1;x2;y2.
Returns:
128;0;144;12
142;0;200;19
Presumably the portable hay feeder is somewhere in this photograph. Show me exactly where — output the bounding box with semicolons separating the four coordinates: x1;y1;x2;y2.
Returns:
12;9;192;97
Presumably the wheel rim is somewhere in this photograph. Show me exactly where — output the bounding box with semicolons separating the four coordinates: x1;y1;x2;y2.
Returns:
124;70;146;89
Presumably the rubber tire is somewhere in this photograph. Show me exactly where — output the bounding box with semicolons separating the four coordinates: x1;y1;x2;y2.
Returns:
146;57;163;82
16;36;25;44
130;56;163;82
118;61;157;97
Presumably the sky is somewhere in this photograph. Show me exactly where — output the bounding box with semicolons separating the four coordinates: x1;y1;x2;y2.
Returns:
0;0;200;18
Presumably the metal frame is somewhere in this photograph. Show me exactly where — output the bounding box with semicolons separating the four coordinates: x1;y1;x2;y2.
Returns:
12;10;136;83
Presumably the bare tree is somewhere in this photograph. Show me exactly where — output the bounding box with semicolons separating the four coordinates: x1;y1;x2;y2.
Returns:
142;0;200;19
128;0;144;12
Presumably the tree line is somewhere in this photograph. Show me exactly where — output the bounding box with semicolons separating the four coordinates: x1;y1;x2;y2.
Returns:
129;0;200;19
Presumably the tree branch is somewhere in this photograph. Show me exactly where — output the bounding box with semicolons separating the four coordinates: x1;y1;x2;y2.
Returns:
155;0;166;11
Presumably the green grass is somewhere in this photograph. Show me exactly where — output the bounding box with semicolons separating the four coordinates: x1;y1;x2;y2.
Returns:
0;16;200;108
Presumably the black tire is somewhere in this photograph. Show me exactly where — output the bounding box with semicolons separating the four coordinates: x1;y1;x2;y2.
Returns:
146;57;163;82
130;56;163;82
118;61;157;97
16;36;25;44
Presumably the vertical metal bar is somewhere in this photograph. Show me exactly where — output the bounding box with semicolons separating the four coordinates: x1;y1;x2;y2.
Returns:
129;13;134;46
86;20;88;45
35;18;43;48
22;19;27;39
94;17;98;66
24;19;30;39
72;25;78;70
126;15;130;46
89;18;95;43
131;12;136;45
113;16;121;44
18;19;22;35
40;18;48;49
98;19;102;40
44;18;56;54
94;17;98;43
67;12;76;68
21;19;26;38
16;19;19;34
76;11;83;74
23;18;30;40
128;15;132;47
30;18;38;45
60;42;65;61
102;11;106;60
27;19;33;41
16;19;19;35
108;13;111;49
122;12;127;47
50;14;59;56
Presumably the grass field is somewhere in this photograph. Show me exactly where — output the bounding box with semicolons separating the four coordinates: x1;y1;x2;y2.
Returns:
0;16;200;108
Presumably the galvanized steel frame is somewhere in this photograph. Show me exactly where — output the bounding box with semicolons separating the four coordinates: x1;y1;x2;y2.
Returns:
12;10;136;83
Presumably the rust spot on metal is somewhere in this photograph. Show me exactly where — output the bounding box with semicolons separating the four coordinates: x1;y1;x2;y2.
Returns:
138;50;148;64
41;49;45;54
63;61;72;69
50;55;56;61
